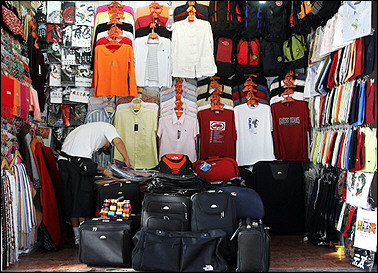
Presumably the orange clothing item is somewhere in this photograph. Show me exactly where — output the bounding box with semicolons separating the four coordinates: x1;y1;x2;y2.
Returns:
136;5;169;21
9;75;20;117
93;44;137;97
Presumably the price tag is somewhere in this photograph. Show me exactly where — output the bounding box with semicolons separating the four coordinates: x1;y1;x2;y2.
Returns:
199;162;212;172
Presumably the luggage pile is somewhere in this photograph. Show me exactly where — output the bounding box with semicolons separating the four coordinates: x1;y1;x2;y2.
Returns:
79;154;272;272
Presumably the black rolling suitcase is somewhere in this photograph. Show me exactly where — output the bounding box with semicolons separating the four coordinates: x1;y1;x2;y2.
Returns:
236;218;270;272
97;181;142;215
252;160;305;235
141;193;191;231
78;218;139;267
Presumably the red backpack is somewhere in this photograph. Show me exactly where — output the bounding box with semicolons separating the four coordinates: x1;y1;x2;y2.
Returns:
236;37;261;74
214;37;236;78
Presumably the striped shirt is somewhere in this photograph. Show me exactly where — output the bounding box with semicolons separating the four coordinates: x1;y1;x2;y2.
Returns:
84;109;116;167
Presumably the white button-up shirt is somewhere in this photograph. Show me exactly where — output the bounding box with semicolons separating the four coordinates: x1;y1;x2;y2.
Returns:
172;17;217;79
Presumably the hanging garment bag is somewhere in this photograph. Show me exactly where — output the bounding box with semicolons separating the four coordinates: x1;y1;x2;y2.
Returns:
252;161;305;235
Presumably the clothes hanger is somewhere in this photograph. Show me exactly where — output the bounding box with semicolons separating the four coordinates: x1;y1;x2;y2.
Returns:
148;22;159;44
187;1;197;22
105;25;123;49
210;90;224;112
107;1;124;11
1;158;15;176
132;95;142;112
10;150;23;167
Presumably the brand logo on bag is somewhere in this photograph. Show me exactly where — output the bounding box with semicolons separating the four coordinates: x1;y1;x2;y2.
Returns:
203;265;214;271
222;40;230;46
171;156;179;160
163;206;170;210
231;192;237;196
211;204;218;209
210;121;226;131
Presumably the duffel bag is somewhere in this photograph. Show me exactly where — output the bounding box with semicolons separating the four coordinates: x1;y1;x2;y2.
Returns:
146;172;212;196
132;227;228;272
193;156;239;183
215;185;265;220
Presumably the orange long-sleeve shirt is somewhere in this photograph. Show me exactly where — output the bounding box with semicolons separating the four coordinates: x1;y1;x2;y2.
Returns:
93;44;138;97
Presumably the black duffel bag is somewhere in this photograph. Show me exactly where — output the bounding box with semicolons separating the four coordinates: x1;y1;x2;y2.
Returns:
146;172;212;196
132;227;228;272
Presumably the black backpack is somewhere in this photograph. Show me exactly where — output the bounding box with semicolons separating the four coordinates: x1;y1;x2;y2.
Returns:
261;39;286;77
263;1;291;43
208;1;242;38
239;1;265;39
214;37;236;78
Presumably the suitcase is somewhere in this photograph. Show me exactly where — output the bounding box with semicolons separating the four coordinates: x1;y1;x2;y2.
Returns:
141;193;191;231
216;186;265;220
252;160;305;235
132;227;228;272
78;218;139;267
193;156;239;183
236;218;270;272
97;181;142;215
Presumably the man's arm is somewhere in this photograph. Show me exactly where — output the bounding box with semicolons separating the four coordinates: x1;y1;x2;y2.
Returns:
112;137;131;168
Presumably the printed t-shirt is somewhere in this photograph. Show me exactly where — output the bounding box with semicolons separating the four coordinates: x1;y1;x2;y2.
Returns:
234;103;276;166
197;108;237;159
271;100;310;161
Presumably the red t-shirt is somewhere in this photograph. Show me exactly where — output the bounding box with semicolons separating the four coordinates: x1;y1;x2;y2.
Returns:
271;100;310;162
197;108;237;159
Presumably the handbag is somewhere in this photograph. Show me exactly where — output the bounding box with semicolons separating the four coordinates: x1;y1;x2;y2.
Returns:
193;156;239;183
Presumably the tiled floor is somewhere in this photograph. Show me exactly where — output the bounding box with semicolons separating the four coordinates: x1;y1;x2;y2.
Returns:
4;235;370;272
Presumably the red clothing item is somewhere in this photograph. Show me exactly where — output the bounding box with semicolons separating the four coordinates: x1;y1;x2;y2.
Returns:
348;127;365;172
1;74;14;118
271;100;310;162
34;142;62;248
135;13;168;30
96;36;133;48
197;108;237;159
365;80;377;125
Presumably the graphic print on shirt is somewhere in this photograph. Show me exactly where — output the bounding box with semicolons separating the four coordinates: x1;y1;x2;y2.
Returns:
209;121;226;144
279;117;301;126
248;117;259;134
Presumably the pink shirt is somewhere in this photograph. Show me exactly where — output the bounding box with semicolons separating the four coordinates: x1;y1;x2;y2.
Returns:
29;86;41;122
95;5;134;20
157;112;199;163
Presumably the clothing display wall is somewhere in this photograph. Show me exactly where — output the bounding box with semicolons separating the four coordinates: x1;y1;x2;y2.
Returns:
1;1;377;272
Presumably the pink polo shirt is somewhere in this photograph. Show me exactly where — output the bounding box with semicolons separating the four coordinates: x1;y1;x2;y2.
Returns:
157;112;199;163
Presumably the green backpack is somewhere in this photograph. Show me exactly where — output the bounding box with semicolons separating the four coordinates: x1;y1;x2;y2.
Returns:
283;33;308;70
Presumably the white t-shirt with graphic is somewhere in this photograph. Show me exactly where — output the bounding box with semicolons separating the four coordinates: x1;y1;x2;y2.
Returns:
234;103;276;166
